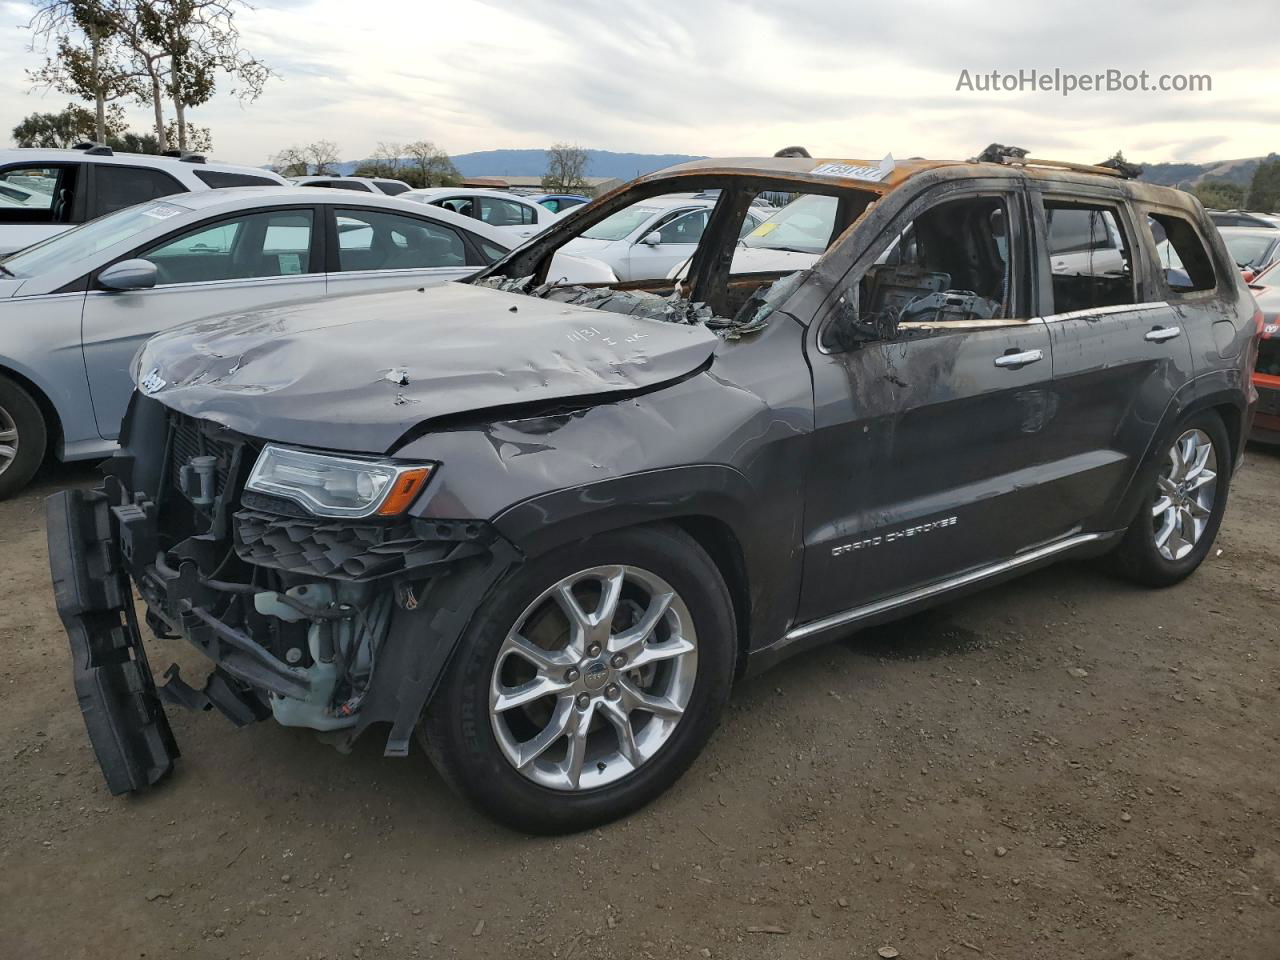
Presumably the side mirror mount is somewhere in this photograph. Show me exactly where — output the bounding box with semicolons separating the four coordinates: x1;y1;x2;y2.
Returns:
821;290;897;352
99;258;158;292
641;231;661;246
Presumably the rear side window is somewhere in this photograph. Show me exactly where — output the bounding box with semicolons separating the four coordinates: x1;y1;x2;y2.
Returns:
1147;212;1216;293
332;180;372;192
92;165;185;218
194;170;281;188
1042;200;1136;313
334;208;467;271
374;180;409;196
0;164;79;224
478;197;536;227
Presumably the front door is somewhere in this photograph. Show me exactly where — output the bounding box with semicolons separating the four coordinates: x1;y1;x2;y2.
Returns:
624;208;708;281
81;206;323;439
799;184;1063;623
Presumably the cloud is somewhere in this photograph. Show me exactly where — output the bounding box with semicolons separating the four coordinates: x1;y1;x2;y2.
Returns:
0;0;1274;168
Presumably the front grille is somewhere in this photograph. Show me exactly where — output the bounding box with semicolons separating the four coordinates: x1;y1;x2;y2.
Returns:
234;509;452;579
1257;338;1280;378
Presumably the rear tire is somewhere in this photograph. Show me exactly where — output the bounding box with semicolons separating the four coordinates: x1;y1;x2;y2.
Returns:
420;523;736;834
1111;411;1231;587
0;375;47;501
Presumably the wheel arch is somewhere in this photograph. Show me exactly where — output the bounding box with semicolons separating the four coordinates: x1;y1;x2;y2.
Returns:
1109;374;1246;531
0;359;63;460
491;464;769;673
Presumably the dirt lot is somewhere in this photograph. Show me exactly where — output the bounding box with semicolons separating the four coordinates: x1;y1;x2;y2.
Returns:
1;451;1277;960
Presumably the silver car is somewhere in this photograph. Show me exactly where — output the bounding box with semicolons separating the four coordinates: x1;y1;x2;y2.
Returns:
0;187;615;498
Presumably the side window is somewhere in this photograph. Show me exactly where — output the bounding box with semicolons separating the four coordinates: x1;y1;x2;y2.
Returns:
193;170;280;188
334;208;467;271
1041;200;1136;313
92;165;186;218
1147;212;1217;294
436;197;476;218
477;237;508;263
0;165;79;224
332;180;373;192
858;194;1017;328
478;197;536;227
374;180;409;196
538;198;561;213
658;209;708;244
139;209;314;285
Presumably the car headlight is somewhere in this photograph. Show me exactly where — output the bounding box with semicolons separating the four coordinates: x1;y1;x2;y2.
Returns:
246;445;435;519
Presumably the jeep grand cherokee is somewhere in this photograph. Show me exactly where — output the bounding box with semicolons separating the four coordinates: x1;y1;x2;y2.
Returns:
47;149;1259;833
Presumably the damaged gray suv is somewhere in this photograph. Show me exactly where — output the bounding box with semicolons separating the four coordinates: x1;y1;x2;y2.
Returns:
48;149;1260;833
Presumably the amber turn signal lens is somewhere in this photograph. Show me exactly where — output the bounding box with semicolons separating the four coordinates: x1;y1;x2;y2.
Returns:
375;466;434;516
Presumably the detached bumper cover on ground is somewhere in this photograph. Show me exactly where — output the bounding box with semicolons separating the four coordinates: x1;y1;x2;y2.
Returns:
46;487;179;794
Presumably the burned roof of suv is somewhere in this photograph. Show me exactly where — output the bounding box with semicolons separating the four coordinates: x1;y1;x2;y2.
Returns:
639;155;1193;207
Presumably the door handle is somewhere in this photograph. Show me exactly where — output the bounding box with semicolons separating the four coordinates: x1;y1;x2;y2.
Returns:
994;348;1044;368
1144;326;1181;342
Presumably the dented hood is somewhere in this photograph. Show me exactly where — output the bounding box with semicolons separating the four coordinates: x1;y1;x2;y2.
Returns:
135;282;719;453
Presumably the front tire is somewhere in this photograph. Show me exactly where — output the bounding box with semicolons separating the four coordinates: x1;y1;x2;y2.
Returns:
421;524;736;834
1111;411;1231;587
0;375;48;501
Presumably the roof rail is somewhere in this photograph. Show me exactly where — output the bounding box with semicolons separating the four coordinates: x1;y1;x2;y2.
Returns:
1004;156;1126;178
160;149;208;164
71;141;114;156
970;143;1140;179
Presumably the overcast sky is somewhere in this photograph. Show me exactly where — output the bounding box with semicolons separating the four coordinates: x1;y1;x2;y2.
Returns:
2;0;1276;169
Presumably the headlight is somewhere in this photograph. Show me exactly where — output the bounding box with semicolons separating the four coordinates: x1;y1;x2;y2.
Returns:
246;445;435;518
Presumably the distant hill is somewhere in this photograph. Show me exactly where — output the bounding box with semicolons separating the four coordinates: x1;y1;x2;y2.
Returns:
1138;156;1271;188
332;149;704;180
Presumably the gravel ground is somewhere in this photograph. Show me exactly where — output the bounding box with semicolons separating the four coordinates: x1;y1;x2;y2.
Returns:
1;450;1277;960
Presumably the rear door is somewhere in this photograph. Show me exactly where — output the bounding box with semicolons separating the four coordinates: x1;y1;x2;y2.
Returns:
1029;187;1196;529
800;182;1060;622
475;195;542;240
325;206;481;297
80;206;323;438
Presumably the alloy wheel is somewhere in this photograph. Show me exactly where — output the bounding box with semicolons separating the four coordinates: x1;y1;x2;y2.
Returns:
0;404;17;478
1152;427;1218;561
489;564;698;792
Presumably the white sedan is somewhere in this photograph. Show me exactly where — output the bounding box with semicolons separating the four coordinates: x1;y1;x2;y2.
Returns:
401;188;562;241
561;197;766;282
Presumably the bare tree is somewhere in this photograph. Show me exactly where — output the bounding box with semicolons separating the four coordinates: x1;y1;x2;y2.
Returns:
26;0;141;142
271;145;308;177
271;140;341;176
542;143;589;193
353;141;404;179
305;139;340;175
402;140;460;188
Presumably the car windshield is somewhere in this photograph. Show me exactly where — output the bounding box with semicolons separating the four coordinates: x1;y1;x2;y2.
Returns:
580;206;660;241
1223;233;1276;269
742;194;838;255
1;198;191;278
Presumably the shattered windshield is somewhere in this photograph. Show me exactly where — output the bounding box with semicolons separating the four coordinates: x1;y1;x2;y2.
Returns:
742;194;838;255
580;206;659;241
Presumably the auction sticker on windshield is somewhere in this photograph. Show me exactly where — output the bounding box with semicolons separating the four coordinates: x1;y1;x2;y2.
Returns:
139;202;185;220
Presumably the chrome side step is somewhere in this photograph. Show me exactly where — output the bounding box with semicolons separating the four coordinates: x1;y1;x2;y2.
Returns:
783;532;1105;645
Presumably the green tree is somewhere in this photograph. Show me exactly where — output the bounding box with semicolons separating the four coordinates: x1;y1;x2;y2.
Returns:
1246;155;1280;213
11;101;125;147
27;0;141;143
1192;178;1246;210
